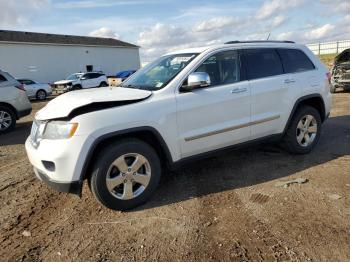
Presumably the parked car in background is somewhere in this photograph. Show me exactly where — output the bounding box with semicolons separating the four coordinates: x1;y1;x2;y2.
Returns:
0;70;32;134
26;41;332;211
108;70;137;86
17;79;52;100
331;48;350;93
54;72;108;93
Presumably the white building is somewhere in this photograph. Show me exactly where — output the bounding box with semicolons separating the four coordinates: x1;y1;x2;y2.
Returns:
0;30;140;83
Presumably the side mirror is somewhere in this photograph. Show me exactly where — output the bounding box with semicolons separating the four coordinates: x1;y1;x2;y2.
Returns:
180;72;211;92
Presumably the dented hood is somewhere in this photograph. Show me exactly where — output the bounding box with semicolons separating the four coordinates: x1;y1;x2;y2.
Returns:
35;87;152;120
334;48;350;64
54;79;75;85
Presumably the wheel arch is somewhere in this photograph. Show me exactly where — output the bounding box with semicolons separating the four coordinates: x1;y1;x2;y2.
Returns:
80;127;173;182
283;94;326;134
0;102;19;119
36;89;47;96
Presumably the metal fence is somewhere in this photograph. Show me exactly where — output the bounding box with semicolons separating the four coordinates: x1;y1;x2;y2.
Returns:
307;40;350;55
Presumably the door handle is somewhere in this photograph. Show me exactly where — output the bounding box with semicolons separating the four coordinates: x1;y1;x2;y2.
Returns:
284;79;296;84
231;87;247;94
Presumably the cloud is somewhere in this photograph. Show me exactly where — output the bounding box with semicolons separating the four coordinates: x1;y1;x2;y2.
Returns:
256;0;305;20
193;17;241;33
89;27;120;39
305;23;335;40
319;0;350;13
271;15;286;28
276;18;350;43
0;0;50;26
55;0;164;9
138;23;190;48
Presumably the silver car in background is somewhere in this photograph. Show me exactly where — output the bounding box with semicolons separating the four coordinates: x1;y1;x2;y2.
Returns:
17;79;52;100
0;70;32;134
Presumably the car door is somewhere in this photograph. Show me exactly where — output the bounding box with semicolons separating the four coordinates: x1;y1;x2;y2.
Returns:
93;73;102;87
242;48;298;139
81;73;92;88
277;48;317;96
176;50;251;158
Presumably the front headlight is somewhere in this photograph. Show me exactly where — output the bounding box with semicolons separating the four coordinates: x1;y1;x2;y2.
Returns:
42;121;78;140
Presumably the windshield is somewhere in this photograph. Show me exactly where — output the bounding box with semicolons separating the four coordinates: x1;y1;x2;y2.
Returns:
121;53;198;90
66;73;82;80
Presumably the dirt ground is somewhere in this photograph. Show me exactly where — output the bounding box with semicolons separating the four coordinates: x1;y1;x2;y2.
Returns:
0;92;350;262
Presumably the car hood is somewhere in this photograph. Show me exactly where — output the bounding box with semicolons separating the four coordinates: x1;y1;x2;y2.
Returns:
54;80;75;85
334;48;350;65
35;87;152;120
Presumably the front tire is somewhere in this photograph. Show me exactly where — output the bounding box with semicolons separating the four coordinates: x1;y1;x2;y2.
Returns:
71;85;82;91
282;106;322;154
330;85;336;93
0;106;16;134
89;139;161;211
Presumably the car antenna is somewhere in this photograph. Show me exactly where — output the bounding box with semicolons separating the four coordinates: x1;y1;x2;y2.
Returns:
266;33;271;40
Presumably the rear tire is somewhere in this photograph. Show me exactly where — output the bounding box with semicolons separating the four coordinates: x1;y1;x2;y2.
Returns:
330;85;336;93
36;89;47;100
0;106;16;134
282;106;322;154
89;139;161;211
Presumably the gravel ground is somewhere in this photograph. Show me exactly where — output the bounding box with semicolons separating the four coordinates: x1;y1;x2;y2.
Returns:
0;92;349;262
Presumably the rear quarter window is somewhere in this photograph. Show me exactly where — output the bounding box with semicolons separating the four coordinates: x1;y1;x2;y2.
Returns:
243;49;283;80
0;74;7;83
277;48;315;73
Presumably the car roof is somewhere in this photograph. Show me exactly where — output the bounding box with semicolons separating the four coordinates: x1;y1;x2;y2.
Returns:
166;41;303;56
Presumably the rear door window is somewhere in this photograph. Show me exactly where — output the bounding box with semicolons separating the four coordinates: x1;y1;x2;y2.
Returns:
83;73;92;79
195;50;241;86
92;73;102;78
277;48;315;73
0;74;7;83
243;49;283;80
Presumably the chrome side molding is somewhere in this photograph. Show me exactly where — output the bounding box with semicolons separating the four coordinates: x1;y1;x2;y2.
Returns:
185;115;280;141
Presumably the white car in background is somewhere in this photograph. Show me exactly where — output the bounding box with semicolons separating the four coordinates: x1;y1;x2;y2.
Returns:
17;79;52;100
54;72;108;93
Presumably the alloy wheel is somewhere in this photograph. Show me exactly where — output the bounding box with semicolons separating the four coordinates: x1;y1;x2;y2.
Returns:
0;111;12;131
37;90;46;100
106;153;151;200
296;115;318;147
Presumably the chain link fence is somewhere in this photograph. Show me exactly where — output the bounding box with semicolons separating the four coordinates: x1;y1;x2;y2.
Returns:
307;40;350;55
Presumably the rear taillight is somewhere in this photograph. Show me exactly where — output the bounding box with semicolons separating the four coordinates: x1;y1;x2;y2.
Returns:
15;84;26;91
326;72;332;85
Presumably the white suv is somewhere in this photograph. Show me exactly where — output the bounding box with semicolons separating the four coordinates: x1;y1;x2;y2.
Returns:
0;70;32;134
25;41;332;210
54;72;108;92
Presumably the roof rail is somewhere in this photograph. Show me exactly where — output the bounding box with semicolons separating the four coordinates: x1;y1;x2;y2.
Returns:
225;40;295;44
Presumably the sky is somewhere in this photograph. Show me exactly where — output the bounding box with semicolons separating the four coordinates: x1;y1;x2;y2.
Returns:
1;0;350;62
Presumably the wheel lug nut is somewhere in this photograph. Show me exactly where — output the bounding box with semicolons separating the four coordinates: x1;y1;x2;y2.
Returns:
124;179;127;183
128;168;131;172
133;172;136;176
